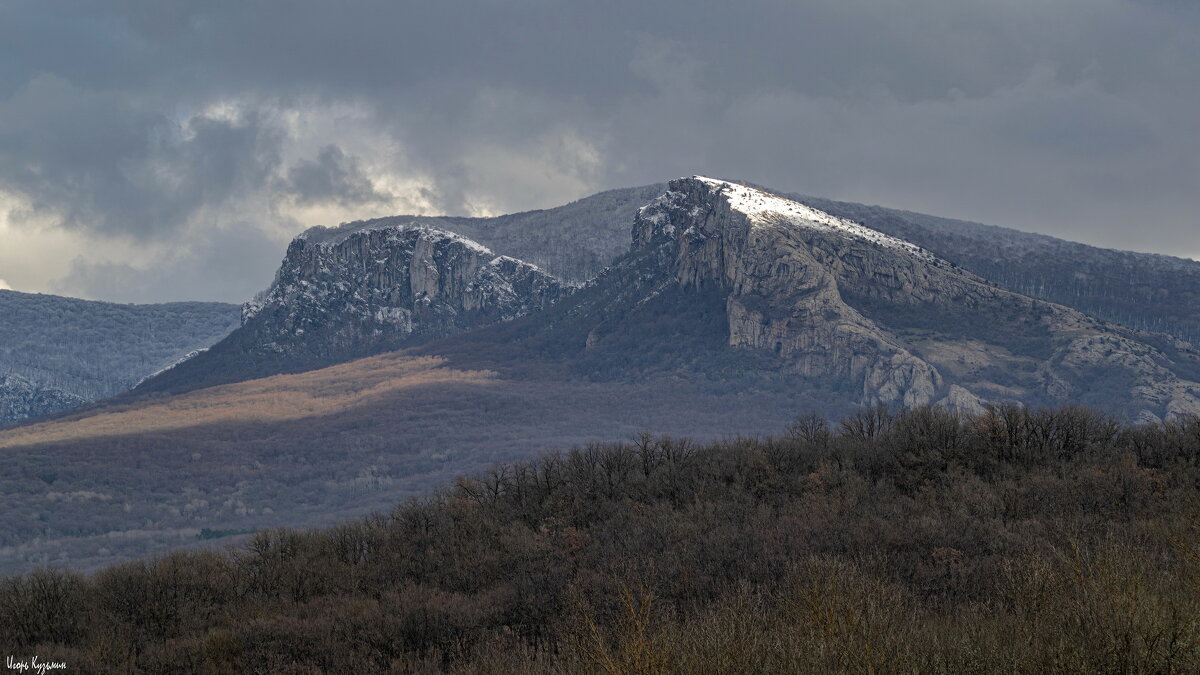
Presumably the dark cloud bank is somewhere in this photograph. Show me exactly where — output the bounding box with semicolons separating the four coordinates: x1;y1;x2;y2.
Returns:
1;0;1197;302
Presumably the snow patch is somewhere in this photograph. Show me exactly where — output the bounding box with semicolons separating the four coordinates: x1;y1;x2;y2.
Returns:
692;176;936;261
310;220;495;256
136;348;210;386
489;254;543;273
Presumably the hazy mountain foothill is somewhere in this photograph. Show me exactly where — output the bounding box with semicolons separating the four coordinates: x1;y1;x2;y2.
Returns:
3;177;1200;672
0;291;240;425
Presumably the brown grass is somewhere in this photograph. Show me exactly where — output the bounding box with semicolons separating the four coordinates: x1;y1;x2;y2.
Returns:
0;353;496;449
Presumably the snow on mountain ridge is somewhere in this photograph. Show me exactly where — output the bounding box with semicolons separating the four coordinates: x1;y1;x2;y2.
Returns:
691;176;936;262
302;220;495;255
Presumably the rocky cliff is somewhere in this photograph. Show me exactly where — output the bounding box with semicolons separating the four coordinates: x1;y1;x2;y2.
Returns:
623;177;1200;420
242;224;564;352
136;224;566;394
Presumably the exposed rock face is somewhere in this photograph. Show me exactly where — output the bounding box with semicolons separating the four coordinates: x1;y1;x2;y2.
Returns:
243;224;565;354
135;224;567;394
631;178;951;407
629;177;1200;418
0;374;86;426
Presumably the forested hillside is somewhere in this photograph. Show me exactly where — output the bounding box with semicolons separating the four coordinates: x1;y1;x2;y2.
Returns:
0;290;239;424
0;374;85;424
4;405;1199;673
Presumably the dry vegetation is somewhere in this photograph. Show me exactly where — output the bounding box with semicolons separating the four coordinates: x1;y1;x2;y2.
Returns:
3;405;1200;673
0;353;809;573
0;354;494;449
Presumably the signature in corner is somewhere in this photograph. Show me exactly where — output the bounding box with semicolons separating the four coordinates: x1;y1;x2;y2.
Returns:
6;655;68;674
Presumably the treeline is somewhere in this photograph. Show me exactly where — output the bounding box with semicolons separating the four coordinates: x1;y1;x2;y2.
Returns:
3;405;1200;673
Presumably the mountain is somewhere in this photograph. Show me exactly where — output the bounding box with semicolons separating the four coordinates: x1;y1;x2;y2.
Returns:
135;179;1200;403
133;185;669;397
344;181;1200;351
137;224;565;394
345;182;1200;351
0;290;240;425
5;176;1200;573
422;177;1200;422
140;177;1200;419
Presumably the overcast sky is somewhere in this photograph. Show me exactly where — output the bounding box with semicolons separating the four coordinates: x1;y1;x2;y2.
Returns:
1;0;1197;303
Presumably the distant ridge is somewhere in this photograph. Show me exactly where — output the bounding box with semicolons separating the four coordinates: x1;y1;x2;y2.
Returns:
0;290;239;424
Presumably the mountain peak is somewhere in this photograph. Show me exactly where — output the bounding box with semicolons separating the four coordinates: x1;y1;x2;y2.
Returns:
616;177;1200;417
638;176;935;262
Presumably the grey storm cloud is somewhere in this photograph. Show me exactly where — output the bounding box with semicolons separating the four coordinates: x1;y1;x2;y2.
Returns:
0;74;283;238
0;0;1198;302
282;145;392;208
50;220;287;304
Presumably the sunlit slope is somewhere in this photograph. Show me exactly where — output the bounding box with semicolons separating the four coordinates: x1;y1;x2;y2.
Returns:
0;354;494;449
0;347;804;574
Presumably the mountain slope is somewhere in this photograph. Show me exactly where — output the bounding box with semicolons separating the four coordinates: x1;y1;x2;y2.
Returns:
0;349;818;573
791;193;1200;347
0;290;240;424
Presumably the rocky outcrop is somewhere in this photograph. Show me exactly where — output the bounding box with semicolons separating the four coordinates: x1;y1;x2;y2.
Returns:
242;224;565;355
632;177;947;407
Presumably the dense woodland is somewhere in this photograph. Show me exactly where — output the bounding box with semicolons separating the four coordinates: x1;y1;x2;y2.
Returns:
3;404;1200;673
